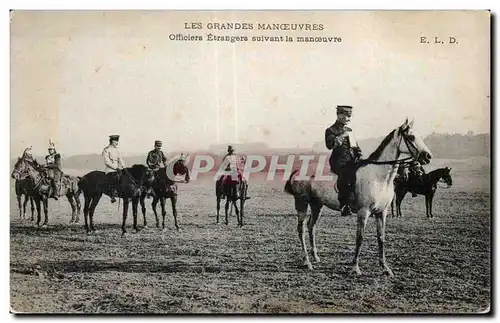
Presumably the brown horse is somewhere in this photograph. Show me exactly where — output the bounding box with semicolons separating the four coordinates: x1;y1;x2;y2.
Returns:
215;173;248;226
78;165;155;235
138;158;190;230
391;167;453;218
11;156;82;226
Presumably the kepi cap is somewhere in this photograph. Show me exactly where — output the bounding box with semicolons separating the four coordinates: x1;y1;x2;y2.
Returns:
336;105;353;114
109;135;120;141
155;140;162;146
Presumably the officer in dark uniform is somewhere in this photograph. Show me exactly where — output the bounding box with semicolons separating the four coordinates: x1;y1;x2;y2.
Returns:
145;140;168;198
408;160;425;197
146;140;168;171
325;105;363;216
45;140;63;200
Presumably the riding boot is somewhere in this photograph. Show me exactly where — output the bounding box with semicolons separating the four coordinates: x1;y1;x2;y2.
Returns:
51;180;59;200
337;174;350;216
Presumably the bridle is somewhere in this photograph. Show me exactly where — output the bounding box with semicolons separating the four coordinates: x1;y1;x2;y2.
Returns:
13;159;46;190
365;127;421;165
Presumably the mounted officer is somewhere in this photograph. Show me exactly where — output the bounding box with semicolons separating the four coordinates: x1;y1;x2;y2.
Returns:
325;105;363;217
102;135;125;203
408;160;425;197
146;140;167;171
145;140;167;198
45;140;63;200
220;145;250;200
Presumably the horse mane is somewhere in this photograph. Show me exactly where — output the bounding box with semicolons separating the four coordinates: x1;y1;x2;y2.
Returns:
367;129;397;161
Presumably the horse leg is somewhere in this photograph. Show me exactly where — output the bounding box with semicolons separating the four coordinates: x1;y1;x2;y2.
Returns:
351;208;370;276
74;192;81;223
308;201;323;263
232;196;240;227
42;197;49;227
160;197;167;230
140;194;147;229
67;194;76;224
429;193;435;218
132;198;139;233
216;195;221;224
89;194;101;232
23;195;30;220
30;197;35;222
121;198;129;236
83;196;91;233
17;195;22;220
397;191;406;218
295;198;312;270
239;195;244;227
171;195;179;231
225;197;230;225
152;197;160;228
425;194;430;218
375;211;394;277
34;197;42;227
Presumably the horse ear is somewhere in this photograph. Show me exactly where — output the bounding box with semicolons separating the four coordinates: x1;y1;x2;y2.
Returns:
17;157;21;161
408;118;415;128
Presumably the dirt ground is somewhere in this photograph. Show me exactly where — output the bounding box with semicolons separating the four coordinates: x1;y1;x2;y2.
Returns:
10;168;490;313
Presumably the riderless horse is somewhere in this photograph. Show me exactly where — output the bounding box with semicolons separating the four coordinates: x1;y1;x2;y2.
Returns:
284;119;432;276
11;153;82;226
78;164;155;235
138;158;190;230
391;166;453;218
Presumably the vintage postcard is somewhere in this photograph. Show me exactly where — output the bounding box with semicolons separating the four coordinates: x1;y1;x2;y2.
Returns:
9;10;490;314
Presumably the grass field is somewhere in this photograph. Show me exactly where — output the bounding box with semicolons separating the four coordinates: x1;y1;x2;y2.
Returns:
10;162;491;313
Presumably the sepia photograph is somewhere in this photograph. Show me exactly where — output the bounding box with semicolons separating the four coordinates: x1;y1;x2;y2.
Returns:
9;9;491;314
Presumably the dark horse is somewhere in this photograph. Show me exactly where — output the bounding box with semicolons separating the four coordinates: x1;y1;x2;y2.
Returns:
138;158;190;230
11;156;82;226
14;178;34;221
391;167;453;218
78;165;155;234
215;173;248;226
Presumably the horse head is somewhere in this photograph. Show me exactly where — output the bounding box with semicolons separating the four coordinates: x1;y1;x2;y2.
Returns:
172;158;190;183
11;156;40;180
397;118;433;165
441;167;453;187
11;157;27;180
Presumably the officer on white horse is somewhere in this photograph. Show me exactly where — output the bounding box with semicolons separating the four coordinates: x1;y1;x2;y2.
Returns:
325;105;363;216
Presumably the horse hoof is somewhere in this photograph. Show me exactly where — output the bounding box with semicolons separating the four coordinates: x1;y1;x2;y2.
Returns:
313;256;321;263
383;267;394;277
143;225;148;230
351;266;362;276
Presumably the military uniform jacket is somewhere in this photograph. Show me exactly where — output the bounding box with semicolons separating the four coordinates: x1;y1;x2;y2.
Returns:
222;153;240;172
45;153;62;170
325;121;362;172
146;149;167;170
102;145;125;173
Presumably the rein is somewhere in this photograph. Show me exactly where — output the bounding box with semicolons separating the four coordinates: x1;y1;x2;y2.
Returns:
364;129;419;166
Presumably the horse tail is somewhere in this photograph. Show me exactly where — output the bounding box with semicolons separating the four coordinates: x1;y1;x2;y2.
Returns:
284;169;301;195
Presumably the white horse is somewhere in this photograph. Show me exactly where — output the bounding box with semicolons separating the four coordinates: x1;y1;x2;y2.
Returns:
284;118;432;276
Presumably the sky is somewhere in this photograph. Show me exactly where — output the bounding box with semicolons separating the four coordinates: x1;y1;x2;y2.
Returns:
10;11;490;157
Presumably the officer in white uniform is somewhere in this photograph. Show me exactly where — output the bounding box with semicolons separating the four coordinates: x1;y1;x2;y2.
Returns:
102;135;125;203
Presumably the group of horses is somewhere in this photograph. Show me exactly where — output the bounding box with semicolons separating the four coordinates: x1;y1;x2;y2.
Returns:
12;118;453;277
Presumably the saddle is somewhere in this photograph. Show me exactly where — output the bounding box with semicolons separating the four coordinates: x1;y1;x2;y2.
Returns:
221;172;243;185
